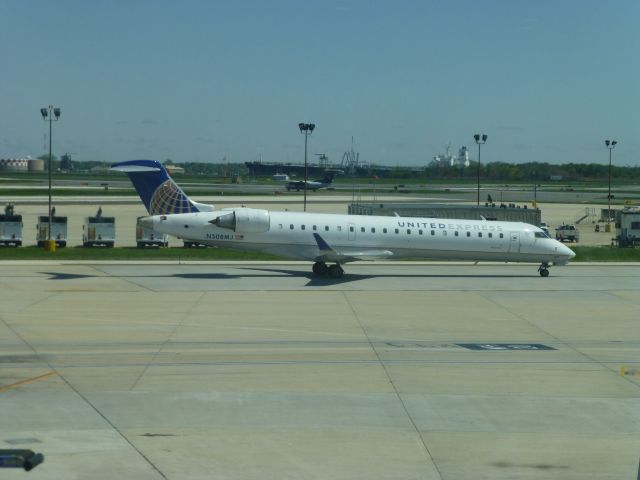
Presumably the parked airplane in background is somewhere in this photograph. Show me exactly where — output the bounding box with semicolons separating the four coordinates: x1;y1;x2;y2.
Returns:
286;172;334;192
111;160;575;278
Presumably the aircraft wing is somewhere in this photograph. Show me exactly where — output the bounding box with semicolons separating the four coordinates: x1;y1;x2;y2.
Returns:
313;233;393;263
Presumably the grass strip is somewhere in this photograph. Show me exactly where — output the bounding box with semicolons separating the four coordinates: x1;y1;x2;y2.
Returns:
571;246;640;262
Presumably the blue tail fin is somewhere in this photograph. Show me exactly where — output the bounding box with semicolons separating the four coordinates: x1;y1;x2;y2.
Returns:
110;160;200;214
320;173;334;184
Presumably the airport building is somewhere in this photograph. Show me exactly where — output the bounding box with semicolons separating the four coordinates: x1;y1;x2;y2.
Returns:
349;202;542;225
0;158;29;172
0;158;45;172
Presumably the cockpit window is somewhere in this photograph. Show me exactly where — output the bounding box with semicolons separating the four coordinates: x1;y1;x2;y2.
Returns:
535;231;549;238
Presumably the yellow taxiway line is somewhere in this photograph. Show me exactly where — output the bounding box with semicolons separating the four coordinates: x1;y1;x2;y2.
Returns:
0;371;56;393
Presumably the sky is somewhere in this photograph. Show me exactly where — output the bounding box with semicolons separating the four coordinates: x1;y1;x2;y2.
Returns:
0;0;638;167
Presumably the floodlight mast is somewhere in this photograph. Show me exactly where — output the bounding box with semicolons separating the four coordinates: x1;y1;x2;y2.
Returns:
605;139;617;230
40;105;61;245
473;134;487;206
298;123;315;211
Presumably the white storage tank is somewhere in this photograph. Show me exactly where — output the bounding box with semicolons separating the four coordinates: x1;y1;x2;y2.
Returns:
28;159;45;172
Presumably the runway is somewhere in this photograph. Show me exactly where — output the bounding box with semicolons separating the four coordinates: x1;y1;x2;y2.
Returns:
1;262;639;479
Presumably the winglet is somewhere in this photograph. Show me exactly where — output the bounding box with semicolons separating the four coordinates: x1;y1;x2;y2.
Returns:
313;233;333;252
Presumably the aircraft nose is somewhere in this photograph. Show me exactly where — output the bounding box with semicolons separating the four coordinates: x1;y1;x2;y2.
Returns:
564;245;576;259
138;216;155;229
553;241;575;265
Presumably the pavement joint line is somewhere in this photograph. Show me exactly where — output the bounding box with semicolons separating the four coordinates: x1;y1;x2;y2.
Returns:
0;297;169;479
3;360;639;371
341;291;445;480
7;291;58;315
128;290;207;392
478;292;640;392
88;264;157;293
0;371;56;392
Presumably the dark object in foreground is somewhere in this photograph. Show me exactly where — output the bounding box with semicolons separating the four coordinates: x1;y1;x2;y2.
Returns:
0;450;45;471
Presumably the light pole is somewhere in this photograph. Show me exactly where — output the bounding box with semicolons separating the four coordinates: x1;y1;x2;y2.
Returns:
605;139;617;231
40;105;61;246
298;123;315;211
473;134;487;206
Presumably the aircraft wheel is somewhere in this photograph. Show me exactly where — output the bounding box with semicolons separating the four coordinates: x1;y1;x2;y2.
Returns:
328;264;344;279
312;262;328;276
539;268;549;277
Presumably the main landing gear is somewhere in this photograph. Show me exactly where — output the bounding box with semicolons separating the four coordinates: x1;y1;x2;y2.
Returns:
312;261;344;279
538;262;550;277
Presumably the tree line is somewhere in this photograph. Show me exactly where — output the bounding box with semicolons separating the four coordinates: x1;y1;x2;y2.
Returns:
38;156;639;182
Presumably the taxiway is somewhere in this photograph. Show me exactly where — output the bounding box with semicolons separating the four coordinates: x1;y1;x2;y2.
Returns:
1;262;639;479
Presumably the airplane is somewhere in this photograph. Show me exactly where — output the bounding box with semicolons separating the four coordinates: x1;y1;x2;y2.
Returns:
286;172;334;192
111;160;575;278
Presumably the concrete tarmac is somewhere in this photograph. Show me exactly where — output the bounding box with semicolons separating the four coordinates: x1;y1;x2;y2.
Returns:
1;261;639;479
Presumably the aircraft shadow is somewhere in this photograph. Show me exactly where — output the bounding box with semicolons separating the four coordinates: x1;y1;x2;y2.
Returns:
42;268;535;287
40;270;360;286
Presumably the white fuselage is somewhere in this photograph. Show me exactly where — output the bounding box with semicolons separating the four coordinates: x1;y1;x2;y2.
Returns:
142;208;575;265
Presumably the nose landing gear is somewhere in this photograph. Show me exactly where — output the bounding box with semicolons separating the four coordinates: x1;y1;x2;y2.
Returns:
538;262;550;277
312;261;344;279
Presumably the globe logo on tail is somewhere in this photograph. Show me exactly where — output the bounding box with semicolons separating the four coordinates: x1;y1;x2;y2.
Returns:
149;180;194;214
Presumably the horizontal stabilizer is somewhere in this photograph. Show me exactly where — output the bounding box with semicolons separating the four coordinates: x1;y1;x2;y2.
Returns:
110;164;161;173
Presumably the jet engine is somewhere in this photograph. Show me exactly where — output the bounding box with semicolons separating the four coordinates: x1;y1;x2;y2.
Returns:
210;208;270;234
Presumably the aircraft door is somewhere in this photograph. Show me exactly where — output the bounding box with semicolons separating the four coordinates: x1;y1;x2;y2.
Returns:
509;231;520;253
348;222;356;241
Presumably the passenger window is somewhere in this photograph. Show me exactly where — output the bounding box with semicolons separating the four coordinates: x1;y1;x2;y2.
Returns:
278;224;283;230
394;228;399;234
488;232;493;238
478;232;482;237
290;224;294;230
337;226;342;232
349;226;354;232
499;233;504;239
419;229;423;235
407;229;411;234
443;230;447;236
383;228;387;233
361;227;365;232
325;226;329;231
301;225;306;230
431;230;435;236
454;231;459;237
371;228;376;233
467;231;471;237
313;225;317;231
